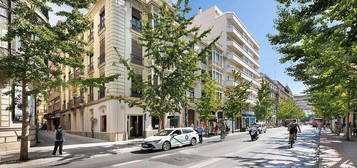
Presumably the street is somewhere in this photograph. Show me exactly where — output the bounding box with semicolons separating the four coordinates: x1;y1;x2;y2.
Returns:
35;126;318;168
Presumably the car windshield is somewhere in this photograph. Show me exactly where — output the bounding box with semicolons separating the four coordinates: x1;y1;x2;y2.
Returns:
154;130;173;136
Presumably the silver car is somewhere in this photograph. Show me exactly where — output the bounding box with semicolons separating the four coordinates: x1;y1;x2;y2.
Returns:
141;127;199;151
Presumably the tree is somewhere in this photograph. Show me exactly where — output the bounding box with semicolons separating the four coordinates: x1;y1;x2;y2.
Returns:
253;81;275;123
0;0;118;160
196;72;220;123
277;99;304;121
116;0;218;130
222;71;251;133
268;0;357;140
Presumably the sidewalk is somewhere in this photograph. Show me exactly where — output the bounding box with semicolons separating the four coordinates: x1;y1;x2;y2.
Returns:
318;129;357;168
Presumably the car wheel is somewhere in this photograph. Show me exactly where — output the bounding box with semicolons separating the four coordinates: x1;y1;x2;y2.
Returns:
190;138;197;146
162;141;171;151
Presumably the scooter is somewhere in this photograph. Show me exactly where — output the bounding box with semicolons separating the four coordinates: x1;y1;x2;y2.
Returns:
249;127;259;141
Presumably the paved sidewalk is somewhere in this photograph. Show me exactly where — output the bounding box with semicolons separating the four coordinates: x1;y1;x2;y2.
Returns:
318;129;357;168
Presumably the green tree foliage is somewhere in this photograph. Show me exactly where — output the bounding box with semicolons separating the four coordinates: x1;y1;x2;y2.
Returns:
0;0;118;160
253;81;275;122
222;71;251;131
277;99;304;121
116;0;218;130
196;72;220;122
269;0;357;139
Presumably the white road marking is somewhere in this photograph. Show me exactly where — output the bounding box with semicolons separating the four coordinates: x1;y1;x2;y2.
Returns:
111;160;143;167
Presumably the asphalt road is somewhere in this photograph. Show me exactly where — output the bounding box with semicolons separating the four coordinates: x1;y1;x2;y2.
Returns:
41;125;319;168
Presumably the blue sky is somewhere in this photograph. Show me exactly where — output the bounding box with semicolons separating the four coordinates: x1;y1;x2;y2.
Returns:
49;0;307;95
188;0;306;95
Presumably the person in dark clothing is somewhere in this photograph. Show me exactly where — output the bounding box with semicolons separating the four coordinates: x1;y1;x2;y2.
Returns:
52;125;65;155
195;123;204;144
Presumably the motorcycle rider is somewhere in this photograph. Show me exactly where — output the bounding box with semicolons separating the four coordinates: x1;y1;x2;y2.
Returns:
288;119;302;144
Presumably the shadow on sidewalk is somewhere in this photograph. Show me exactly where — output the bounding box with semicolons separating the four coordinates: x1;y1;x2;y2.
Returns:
319;131;357;168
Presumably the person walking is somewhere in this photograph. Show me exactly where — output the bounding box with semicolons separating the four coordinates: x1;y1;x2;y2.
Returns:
52;125;65;155
195;123;204;144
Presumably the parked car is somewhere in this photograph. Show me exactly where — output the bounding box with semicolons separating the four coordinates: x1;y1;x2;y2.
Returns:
141;127;199;151
256;123;267;134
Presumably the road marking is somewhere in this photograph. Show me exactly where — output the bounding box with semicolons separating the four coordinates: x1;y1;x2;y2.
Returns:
149;153;172;159
111;160;142;167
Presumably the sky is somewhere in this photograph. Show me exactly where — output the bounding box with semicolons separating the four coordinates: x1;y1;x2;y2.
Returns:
187;0;306;95
48;0;307;95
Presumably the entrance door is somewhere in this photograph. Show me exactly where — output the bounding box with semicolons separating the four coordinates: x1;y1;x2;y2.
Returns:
129;115;143;138
188;109;195;126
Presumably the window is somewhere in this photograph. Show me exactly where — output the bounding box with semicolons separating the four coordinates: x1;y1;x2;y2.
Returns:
88;86;94;102
182;129;193;134
99;38;105;65
98;9;105;31
212;70;222;83
213;50;222;65
88;22;94;41
172;129;182;135
131;8;141;31
0;13;7;49
151;116;159;129
100;115;107;132
98;85;105;99
131;40;143;65
131;69;142;97
169;116;180;128
153;13;158;28
188;89;194;103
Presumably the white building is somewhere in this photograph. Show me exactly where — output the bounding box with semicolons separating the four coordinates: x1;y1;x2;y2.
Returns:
191;6;261;130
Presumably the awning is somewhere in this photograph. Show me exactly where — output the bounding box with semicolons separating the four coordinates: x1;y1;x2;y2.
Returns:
241;113;256;117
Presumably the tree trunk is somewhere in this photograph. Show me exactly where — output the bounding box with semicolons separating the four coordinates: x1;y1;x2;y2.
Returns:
346;113;351;141
158;115;165;131
20;81;29;161
231;120;234;133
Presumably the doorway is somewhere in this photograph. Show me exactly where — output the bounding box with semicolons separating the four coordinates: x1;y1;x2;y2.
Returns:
188;109;195;126
129;115;143;138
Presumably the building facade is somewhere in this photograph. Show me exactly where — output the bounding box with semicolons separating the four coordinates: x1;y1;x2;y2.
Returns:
46;2;263;141
0;0;49;150
294;95;313;118
260;73;279;125
191;6;261;131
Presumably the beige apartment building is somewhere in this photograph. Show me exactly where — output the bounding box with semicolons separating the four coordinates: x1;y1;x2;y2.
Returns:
191;6;261;130
45;2;264;141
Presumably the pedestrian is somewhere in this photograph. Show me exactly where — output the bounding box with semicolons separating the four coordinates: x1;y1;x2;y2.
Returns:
214;125;219;136
52;125;65;155
195;123;204;144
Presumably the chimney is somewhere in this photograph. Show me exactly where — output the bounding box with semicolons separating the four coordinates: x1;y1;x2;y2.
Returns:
198;7;202;14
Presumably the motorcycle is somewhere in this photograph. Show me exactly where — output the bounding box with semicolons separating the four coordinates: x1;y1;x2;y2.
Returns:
249;127;259;141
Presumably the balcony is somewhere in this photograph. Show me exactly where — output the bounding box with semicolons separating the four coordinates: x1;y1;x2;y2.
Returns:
227;52;260;77
74;96;84;106
227;40;259;67
225;80;238;86
227;26;260;59
131;18;142;32
74;69;84;79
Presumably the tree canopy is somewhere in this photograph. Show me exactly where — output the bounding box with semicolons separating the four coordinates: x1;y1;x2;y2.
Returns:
253;81;275;122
